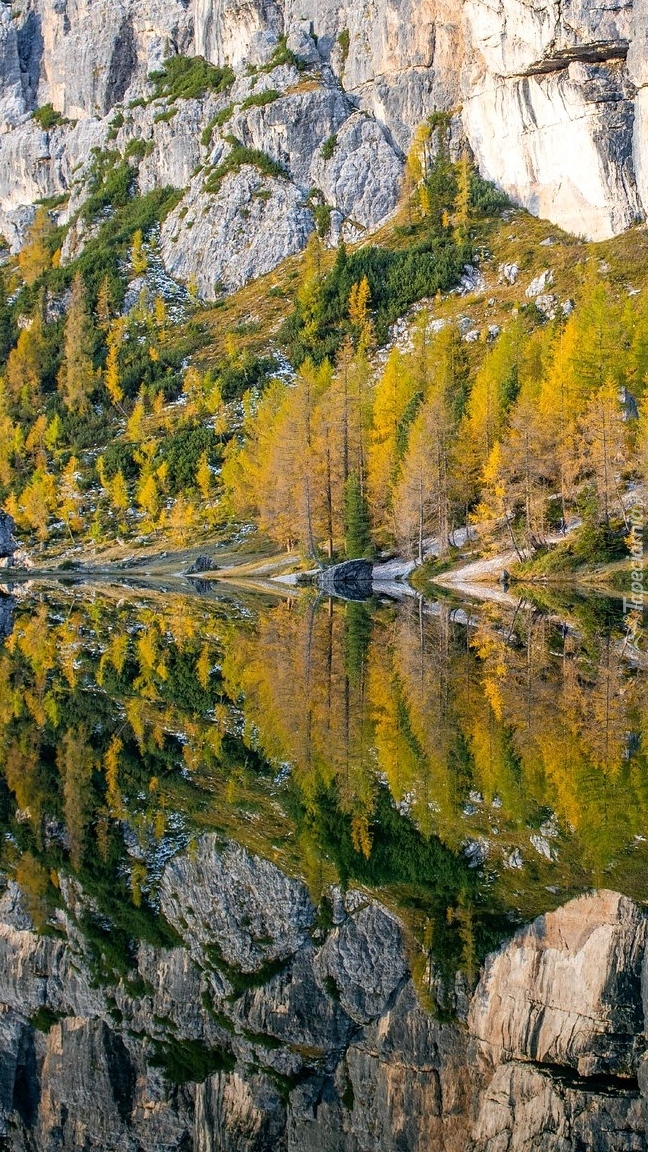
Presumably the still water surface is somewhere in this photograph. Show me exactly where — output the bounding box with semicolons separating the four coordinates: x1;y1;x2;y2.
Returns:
0;581;646;1149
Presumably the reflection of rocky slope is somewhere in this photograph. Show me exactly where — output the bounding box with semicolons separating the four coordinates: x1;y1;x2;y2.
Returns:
2;0;648;295
1;836;647;1149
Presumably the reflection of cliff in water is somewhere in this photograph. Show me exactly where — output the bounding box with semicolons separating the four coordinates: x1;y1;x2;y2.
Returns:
0;586;646;1147
1;844;647;1150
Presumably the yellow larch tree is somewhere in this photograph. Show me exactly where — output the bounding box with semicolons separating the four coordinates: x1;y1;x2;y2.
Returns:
18;207;52;286
58;456;83;540
104;317;126;406
57;272;97;415
367;347;418;534
6;310;44;414
392;387;454;563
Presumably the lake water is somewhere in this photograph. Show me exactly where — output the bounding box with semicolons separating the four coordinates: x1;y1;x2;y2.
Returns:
0;580;646;1150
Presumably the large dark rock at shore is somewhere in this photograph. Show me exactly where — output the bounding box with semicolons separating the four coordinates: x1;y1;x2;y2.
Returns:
317;560;373;599
186;555;218;574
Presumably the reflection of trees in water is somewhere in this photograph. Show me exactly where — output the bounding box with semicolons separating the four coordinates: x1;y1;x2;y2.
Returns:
0;588;646;954
222;594;648;897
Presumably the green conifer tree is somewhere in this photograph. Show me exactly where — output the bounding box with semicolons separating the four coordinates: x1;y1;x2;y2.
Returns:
344;471;372;558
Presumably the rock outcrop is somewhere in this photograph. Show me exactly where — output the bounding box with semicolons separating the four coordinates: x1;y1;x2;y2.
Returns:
184;0;648;240
471;1062;646;1152
0;513;16;559
469;890;647;1078
317;559;374;599
1;834;648;1152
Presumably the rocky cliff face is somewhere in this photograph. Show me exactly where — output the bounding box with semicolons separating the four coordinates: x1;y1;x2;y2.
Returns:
1;836;648;1151
0;0;647;296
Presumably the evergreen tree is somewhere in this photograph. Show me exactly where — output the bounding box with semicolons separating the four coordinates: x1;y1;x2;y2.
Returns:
0;271;15;366
420;122;456;234
453;152;471;244
344;471;372;557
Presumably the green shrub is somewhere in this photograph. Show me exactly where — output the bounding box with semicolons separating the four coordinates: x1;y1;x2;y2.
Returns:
124;138;154;161
201;106;234;147
33;104;65;131
203;143;285;195
469;171;509;216
73;185;183;303
320;135;337;161
240;89;280;110
337;28;350;66
107;111;125;140
82;150;136;223
149;55;235;102
153;106;178;124
32;103;66;131
100;441;138;482
282;235;471;363
158;423;219;494
150;1037;234;1084
214;352;276;400
307;190;332;237
262;34;299;71
30;1007;63;1033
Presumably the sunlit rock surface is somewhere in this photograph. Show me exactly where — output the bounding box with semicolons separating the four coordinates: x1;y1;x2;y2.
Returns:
469;890;647;1077
2;0;648;289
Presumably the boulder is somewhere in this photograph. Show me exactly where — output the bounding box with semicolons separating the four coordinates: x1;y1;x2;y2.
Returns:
316;559;373;599
0;512;17;560
186;555;218;574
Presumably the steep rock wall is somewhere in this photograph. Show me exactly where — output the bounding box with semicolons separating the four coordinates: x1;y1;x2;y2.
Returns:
190;0;648;239
1;0;647;290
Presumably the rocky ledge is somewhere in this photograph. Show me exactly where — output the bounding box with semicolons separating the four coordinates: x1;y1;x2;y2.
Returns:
0;836;647;1150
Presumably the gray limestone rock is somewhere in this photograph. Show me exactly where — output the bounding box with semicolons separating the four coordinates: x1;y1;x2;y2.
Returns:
316;559;374;599
311;113;402;229
159;167;314;298
471;1062;646;1152
159;835;315;972
195;1070;286;1152
186;554;219;573
313;902;408;1024
0;512;16;558
234;947;354;1051
1;0;648;268
0;8;29;129
229;83;350;191
2;848;648;1150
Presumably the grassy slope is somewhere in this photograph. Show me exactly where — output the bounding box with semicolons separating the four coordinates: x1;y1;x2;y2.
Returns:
32;200;648;580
